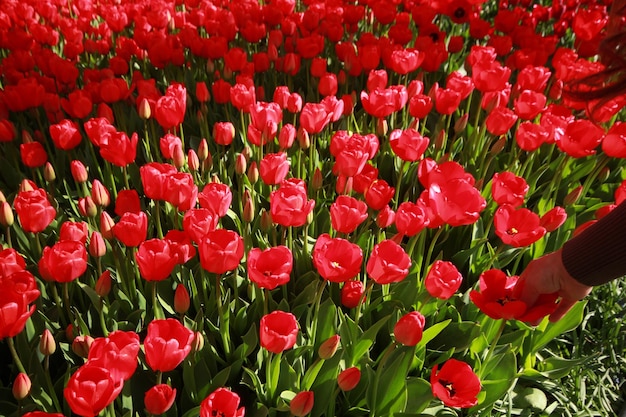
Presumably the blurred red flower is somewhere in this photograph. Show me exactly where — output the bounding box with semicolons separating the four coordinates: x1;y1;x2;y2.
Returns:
431;359;481;408
200;388;245;417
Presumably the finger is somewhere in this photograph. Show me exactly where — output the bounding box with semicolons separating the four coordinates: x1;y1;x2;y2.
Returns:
513;275;539;306
549;298;577;322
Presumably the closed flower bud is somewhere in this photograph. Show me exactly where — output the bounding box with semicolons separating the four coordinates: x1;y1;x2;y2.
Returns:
72;334;94;358
12;373;31;401
540;206;567;232
192;331;205;353
22;130;33;143
337;367;361;391
203;151;213;172
235;153;247;175
44;162;56;182
318;335;340;359
247;161;259;184
243;190;255;223
242;146;254;162
174;284;190;315
95;270;112;297
260;209;273;231
0;190;5;203
19;179;35;192
311;168;323;191
138;98;152;120
79;196;98;218
394;311;426;346
434;130;446;152
188;149;200;172
89;231;106;258
145;384;177;415
598;167;610;183
376;118;388;136
564;185;583;206
489;136;507;155
70;160;89;183
173;145;185;170
454;113;469;133
91;180;110;207
100;211;115;240
290;391;314;417
306;210;314;225
198;138;209;162
39;329;57;356
297;127;310;149
0;201;14;227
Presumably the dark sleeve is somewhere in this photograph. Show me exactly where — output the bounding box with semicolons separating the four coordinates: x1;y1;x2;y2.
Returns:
561;201;626;286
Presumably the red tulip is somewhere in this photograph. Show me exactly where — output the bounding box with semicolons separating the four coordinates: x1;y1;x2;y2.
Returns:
259;152;290;185
13;188;56;233
341;280;365;309
556;119;604;158
200;388;245;417
183;208;219;244
49;119;82;150
485;106;518;135
337;367;361;391
100;131;138;167
270;179;315;227
361;85;408;118
145;384;177;415
20;142;48;168
12;372;31;400
330;195;368;234
514;90;546;120
64;364;123;417
494;204;546;247
155;83;186;130
84;117;116;147
290;391;314;416
40;241;87;283
313;234;363;283
213;122;235;146
602;122;626;158
247;246;292;290
427;180;486;227
159;133;182;160
0;248;26;279
140;162;178;201
389;128;430;162
113;211;148;247
174;284;191;314
59;221;89;244
87;330;140;382
424;260;463;300
394;311;426;346
144;319;194;372
163;172;198;212
199;229;244;274
540;206;567;232
395;202;428;237
136;239;179;281
260;310;299;353
491;171;529;207
198;182;233;218
431;359;481;408
366;239;411;285
300;102;332;134
114;189;141;217
365;179;395;211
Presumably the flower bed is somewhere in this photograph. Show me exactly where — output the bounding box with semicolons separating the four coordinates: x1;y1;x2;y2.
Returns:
0;0;624;416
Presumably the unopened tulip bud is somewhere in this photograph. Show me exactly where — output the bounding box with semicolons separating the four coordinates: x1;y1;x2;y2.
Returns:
145;384;177;416
0;190;5;203
91;180;110;207
564;185;583;206
489;136;507;155
39;329;56;356
79;196;98;218
70;160;89;183
290;391;314;417
376;118;388;136
434;130;446;152
243;190;255;223
598;167;610;183
318;335;340;359
196;82;210;103
19;179;36;192
260;209;273;230
12;373;31;401
0;202;14;227
247;161;259;184
174;284;190;315
173;145;185;170
98;103;115;123
297;127;310;149
242;146;253;162
306;210;314;225
311;168;323;191
235;153;247;175
198;138;209;162
454;113;469;133
337;367;361;391
540;206;567;232
203;151;213;172
409;118;419;130
188;149;200;172
138;98;151;120
22;130;33;144
192;331;205;353
100;211;115;240
206;59;215;74
44;162;56;182
89;231;107;258
95;270;112;297
376;206;395;228
72;335;94;358
65;324;76;342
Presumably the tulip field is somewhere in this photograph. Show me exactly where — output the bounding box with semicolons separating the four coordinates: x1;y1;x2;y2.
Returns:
1;0;625;416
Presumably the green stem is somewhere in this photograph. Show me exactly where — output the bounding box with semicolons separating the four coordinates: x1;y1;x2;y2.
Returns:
7;337;26;374
479;319;507;378
215;274;231;358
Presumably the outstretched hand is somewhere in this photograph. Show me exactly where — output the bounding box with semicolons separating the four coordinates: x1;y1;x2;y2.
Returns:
514;249;592;323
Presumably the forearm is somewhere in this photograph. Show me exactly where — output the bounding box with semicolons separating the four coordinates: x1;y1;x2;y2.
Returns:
561;201;626;286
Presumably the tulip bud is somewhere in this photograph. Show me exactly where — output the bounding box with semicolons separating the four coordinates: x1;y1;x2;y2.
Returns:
409;118;419;131
394;311;426;346
39;329;56;356
12;373;31;401
540;206;567;232
174;284;190;315
100;211;115;240
89;231;107;258
206;59;215;74
19;179;35;192
0;201;14;227
22;130;33;143
145;384;177;415
70;160;89;183
98;103;115;123
192;331;205;353
598;167;610;183
260;209;273;230
196;82;210;102
341;280;365;309
91;180;111;207
306;210;314;225
173;144;185;170
65;324;76;342
564;185;583;206
489;136;507;155
243;190;255;223
138;98;151;120
376;206;395;228
290;391;314;417
197;138;209;162
434;130;446;152
242;146;254;162
454;113;469;133
318;335;340;359
95;270;112;297
337;367;361;391
311;168;323;191
72;335;94;358
188;149;200;172
44;162;56;182
247;161;259;184
235;153;247;175
203;151;213;172
376;118;388;136
79;196;98;218
297;127;310;149
0;190;5;203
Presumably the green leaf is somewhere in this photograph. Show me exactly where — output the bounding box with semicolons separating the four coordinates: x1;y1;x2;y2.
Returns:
419;319;451;347
351;314;391;362
474;351;517;411
370;348;414;415
302;358;326;391
404;377;434;415
531;301;586;353
537;356;589;379
430;321;481;352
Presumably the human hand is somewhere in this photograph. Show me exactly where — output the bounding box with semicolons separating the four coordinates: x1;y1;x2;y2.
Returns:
514;249;592;323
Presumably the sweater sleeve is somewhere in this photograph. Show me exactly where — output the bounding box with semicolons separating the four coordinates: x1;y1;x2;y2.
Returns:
561;201;626;286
